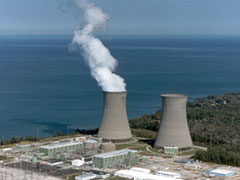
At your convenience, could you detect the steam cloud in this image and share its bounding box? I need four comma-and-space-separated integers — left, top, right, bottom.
69, 0, 126, 92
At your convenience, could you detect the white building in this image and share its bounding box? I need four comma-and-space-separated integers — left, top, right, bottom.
130, 167, 151, 174
48, 161, 63, 167
72, 159, 84, 167
209, 169, 235, 177
115, 170, 182, 180
75, 173, 110, 180
75, 173, 96, 180
156, 171, 181, 179
0, 148, 13, 153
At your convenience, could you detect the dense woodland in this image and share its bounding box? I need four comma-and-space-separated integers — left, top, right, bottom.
129, 92, 240, 166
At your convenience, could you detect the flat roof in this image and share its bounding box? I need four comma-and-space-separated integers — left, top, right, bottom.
210, 169, 235, 175
94, 149, 137, 158
40, 141, 83, 150
131, 167, 151, 173
1, 148, 13, 151
16, 144, 31, 147
115, 170, 181, 180
184, 163, 201, 167
157, 171, 181, 176
76, 173, 96, 178
84, 139, 98, 143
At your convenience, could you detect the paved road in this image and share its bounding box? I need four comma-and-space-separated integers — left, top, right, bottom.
193, 145, 208, 151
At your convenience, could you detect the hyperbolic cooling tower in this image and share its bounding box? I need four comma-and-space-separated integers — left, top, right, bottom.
97, 91, 132, 143
154, 94, 193, 151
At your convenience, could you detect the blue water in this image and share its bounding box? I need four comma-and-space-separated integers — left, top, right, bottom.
0, 35, 239, 138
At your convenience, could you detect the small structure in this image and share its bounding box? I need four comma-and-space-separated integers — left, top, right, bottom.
174, 158, 194, 164
151, 165, 169, 171
72, 159, 84, 167
75, 173, 96, 180
29, 156, 38, 163
209, 169, 235, 177
48, 159, 63, 167
164, 146, 179, 155
93, 149, 138, 169
83, 140, 99, 149
75, 136, 87, 141
184, 163, 201, 170
156, 171, 181, 179
90, 137, 103, 144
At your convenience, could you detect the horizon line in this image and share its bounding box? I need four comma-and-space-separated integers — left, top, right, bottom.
1, 33, 240, 37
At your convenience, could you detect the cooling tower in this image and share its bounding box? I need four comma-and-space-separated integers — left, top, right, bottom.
97, 91, 132, 143
154, 94, 193, 151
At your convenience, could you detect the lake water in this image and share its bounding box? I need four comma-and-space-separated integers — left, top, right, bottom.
0, 35, 239, 138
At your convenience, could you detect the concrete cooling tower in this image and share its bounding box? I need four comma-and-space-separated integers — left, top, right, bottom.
154, 94, 193, 151
97, 91, 132, 143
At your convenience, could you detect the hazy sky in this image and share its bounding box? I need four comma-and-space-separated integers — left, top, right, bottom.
0, 0, 240, 35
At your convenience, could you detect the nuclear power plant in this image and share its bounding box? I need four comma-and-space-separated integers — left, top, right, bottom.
97, 91, 132, 143
154, 94, 193, 151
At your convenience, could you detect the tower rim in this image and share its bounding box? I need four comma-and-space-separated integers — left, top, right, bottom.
161, 94, 187, 98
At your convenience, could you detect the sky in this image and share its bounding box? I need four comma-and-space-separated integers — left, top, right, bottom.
0, 0, 240, 35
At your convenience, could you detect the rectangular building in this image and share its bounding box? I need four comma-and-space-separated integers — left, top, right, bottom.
164, 146, 179, 155
93, 149, 138, 168
40, 141, 83, 156
115, 170, 182, 180
209, 169, 235, 177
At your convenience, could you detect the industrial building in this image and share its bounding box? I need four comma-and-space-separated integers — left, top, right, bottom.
15, 144, 32, 151
183, 163, 201, 170
75, 173, 96, 180
83, 140, 99, 149
97, 91, 132, 143
75, 173, 110, 180
130, 167, 151, 174
92, 149, 138, 168
209, 169, 236, 177
154, 94, 193, 151
156, 171, 181, 179
72, 159, 84, 167
40, 141, 83, 156
114, 169, 182, 180
90, 137, 102, 144
164, 146, 179, 155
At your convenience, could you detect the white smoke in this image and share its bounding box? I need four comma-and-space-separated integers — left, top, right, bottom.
69, 0, 126, 92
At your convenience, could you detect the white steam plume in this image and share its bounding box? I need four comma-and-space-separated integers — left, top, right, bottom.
70, 0, 126, 92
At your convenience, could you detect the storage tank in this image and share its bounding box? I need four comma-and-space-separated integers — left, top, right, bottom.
100, 142, 116, 153
97, 91, 132, 143
83, 140, 99, 149
154, 94, 193, 151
